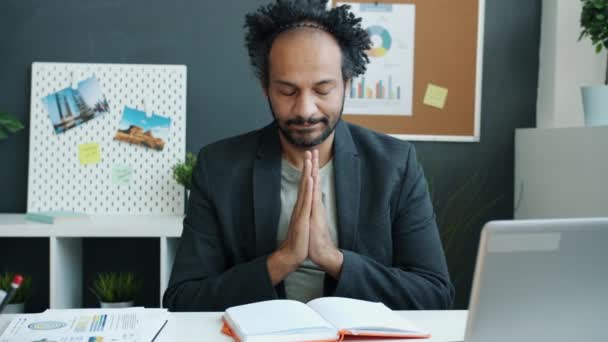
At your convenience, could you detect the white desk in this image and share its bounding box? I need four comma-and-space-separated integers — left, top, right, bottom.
0, 310, 467, 341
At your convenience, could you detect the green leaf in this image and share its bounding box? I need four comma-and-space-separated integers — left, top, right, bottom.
90, 272, 142, 303
171, 152, 198, 190
597, 42, 604, 53
592, 0, 605, 7
0, 112, 24, 133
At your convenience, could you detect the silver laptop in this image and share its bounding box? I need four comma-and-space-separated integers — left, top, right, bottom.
464, 218, 608, 342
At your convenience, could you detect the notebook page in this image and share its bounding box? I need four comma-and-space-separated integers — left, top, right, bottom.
225, 300, 335, 336
307, 297, 424, 333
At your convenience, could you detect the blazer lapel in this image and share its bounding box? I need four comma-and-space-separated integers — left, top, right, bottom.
253, 123, 282, 257
333, 120, 361, 251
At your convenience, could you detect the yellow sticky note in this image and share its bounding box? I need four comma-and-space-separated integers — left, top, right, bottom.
423, 84, 449, 109
79, 143, 101, 165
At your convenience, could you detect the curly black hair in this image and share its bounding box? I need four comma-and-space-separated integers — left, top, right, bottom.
244, 0, 371, 87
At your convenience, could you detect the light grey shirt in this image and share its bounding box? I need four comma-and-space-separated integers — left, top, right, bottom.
277, 158, 339, 303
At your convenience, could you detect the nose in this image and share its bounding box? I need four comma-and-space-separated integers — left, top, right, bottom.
293, 92, 318, 119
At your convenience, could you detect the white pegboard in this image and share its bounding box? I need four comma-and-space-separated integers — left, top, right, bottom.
27, 62, 187, 215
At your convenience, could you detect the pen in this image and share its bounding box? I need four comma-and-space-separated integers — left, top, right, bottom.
0, 275, 23, 313
151, 320, 168, 342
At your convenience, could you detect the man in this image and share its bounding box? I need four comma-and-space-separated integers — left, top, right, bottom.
163, 0, 454, 311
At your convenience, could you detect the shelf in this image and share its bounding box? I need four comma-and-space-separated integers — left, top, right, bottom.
0, 238, 50, 313
0, 214, 183, 310
516, 125, 608, 135
0, 214, 183, 237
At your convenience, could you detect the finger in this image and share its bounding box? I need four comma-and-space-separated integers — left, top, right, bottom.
295, 158, 312, 217
311, 150, 322, 209
304, 151, 312, 177
298, 152, 312, 195
294, 153, 312, 215
312, 149, 319, 178
309, 150, 318, 208
298, 153, 311, 191
313, 164, 322, 209
300, 175, 314, 220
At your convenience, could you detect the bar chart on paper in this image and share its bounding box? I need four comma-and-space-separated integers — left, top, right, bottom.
341, 3, 415, 116
349, 75, 402, 100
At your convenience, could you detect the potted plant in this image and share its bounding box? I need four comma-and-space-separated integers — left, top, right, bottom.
0, 111, 24, 140
171, 152, 197, 202
0, 272, 32, 313
579, 0, 608, 126
90, 272, 142, 308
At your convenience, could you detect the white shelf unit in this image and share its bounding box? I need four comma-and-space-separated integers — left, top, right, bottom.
514, 126, 608, 219
0, 214, 182, 309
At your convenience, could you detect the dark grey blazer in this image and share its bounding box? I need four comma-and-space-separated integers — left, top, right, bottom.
163, 120, 454, 311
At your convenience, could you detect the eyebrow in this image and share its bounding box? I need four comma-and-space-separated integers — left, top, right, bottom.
272, 79, 337, 88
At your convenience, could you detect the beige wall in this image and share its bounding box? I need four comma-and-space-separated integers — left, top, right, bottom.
537, 0, 607, 128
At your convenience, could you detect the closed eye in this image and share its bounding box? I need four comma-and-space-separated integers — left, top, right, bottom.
315, 86, 334, 96
280, 90, 297, 96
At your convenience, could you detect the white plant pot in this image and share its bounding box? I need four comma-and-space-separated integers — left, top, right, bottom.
99, 300, 134, 308
3, 302, 25, 313
581, 85, 608, 126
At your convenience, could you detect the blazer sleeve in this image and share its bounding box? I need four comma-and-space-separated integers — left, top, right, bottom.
327, 145, 455, 310
162, 149, 278, 312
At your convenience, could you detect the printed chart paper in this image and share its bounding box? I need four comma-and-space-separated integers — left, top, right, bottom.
340, 2, 416, 116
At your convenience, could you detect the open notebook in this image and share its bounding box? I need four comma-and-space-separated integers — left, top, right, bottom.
221, 297, 430, 342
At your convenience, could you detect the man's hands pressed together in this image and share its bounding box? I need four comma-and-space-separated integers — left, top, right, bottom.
267, 150, 343, 285
267, 151, 313, 284
308, 150, 343, 278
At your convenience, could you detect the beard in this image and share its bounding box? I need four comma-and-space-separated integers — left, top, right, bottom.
268, 91, 346, 149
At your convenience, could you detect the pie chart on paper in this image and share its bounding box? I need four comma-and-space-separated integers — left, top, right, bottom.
366, 25, 392, 58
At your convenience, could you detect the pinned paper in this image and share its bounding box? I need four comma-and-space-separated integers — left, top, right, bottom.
42, 76, 110, 135
78, 143, 101, 165
114, 106, 171, 151
423, 84, 448, 109
111, 164, 133, 186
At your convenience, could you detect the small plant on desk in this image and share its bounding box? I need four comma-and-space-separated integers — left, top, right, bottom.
0, 272, 32, 313
90, 272, 142, 308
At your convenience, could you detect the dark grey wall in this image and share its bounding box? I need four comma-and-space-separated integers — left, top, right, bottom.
0, 0, 540, 310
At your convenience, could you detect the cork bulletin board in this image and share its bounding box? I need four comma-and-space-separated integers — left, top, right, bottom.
333, 0, 485, 142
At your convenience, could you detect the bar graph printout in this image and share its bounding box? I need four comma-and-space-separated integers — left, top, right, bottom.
0, 308, 164, 342
340, 2, 416, 116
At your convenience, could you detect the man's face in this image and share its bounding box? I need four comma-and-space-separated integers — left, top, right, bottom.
266, 28, 347, 149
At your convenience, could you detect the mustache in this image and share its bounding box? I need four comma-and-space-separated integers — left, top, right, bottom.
286, 116, 329, 126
